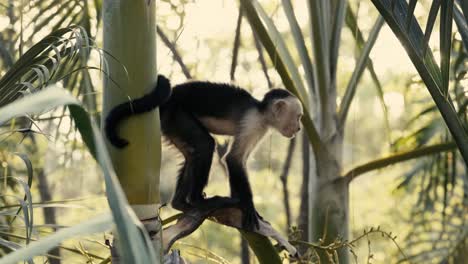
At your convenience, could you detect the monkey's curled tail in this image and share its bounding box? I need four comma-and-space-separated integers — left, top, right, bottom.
105, 75, 171, 148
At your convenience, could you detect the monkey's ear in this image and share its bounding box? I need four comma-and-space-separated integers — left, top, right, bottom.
273, 99, 287, 118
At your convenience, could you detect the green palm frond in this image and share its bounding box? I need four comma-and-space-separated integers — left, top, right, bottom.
392, 34, 468, 262
370, 0, 468, 165
398, 175, 467, 263
0, 27, 92, 106
0, 1, 102, 117
0, 86, 158, 263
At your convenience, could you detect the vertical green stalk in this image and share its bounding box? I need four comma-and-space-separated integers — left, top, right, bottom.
102, 0, 161, 225
307, 0, 331, 130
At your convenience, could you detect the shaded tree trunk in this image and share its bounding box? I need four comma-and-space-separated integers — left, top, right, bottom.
279, 137, 296, 230
297, 132, 310, 255
311, 127, 348, 263
37, 169, 60, 264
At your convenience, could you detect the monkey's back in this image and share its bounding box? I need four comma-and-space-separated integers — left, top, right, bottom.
164, 81, 260, 120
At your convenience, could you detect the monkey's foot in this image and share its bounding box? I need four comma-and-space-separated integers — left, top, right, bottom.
240, 205, 260, 231
162, 206, 298, 258
190, 196, 239, 211
171, 200, 193, 212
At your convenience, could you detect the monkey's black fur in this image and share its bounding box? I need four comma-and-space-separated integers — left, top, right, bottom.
105, 75, 171, 148
105, 75, 295, 230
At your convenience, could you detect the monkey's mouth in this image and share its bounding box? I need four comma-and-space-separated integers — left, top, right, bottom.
282, 130, 297, 138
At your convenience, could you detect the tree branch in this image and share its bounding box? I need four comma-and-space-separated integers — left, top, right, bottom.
162, 206, 298, 258
279, 137, 296, 229
345, 5, 391, 143
338, 16, 384, 127
253, 32, 273, 88
230, 7, 243, 81
343, 142, 457, 183
156, 25, 192, 79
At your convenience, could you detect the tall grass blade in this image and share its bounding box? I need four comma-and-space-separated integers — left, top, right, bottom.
0, 213, 113, 264
9, 154, 33, 227
440, 0, 454, 97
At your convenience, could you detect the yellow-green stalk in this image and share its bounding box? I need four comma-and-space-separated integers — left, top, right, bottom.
102, 0, 161, 242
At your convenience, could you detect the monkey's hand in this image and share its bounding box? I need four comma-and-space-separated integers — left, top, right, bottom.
240, 201, 260, 231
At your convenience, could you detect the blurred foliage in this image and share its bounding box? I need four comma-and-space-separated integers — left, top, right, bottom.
392, 36, 468, 263
0, 0, 467, 263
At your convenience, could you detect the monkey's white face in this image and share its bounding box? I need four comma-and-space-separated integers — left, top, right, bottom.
272, 97, 303, 138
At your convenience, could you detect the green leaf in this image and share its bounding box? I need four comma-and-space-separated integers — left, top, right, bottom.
371, 0, 468, 166
0, 26, 92, 107
0, 213, 113, 264
0, 86, 157, 263
0, 177, 33, 245
454, 5, 468, 51
456, 0, 468, 23
10, 153, 34, 242
240, 231, 282, 264
406, 0, 418, 31
440, 0, 454, 96
422, 0, 441, 56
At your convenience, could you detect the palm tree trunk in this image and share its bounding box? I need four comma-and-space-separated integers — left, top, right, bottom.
311, 129, 348, 263
102, 0, 162, 259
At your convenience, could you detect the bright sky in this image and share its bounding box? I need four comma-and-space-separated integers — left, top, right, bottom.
156, 0, 416, 112
159, 0, 416, 77
0, 0, 426, 110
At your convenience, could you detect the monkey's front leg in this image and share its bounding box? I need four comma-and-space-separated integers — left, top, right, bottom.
225, 155, 260, 231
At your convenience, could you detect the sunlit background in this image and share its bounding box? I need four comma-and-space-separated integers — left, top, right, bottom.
0, 0, 467, 263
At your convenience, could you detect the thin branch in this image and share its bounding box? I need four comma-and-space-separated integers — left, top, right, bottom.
343, 142, 457, 183
279, 137, 296, 229
253, 32, 273, 88
345, 5, 391, 143
162, 206, 298, 257
338, 16, 385, 127
156, 25, 192, 79
230, 7, 243, 81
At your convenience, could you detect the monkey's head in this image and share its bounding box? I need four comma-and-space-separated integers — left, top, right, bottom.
263, 89, 303, 138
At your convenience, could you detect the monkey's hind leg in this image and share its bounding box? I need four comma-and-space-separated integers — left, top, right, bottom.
171, 163, 192, 211
162, 107, 217, 211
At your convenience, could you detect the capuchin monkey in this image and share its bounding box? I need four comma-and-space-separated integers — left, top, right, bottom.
105, 75, 303, 230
